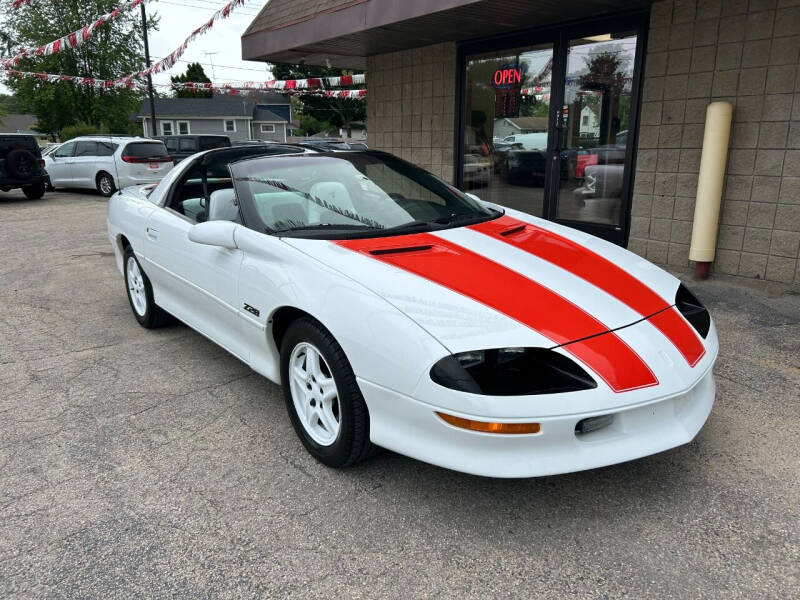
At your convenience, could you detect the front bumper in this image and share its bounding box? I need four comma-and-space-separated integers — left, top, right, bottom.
359, 364, 716, 478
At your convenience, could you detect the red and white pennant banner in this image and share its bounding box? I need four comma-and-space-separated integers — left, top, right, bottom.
3, 0, 145, 69
1, 0, 245, 87
0, 69, 145, 89
127, 0, 245, 82
183, 85, 367, 99
172, 73, 366, 92
1, 69, 367, 98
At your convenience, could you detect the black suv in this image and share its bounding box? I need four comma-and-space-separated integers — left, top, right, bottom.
155, 134, 231, 164
0, 134, 47, 199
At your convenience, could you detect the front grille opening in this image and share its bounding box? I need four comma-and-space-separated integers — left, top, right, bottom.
575, 414, 614, 435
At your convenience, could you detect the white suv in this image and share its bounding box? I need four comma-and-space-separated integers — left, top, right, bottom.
44, 136, 173, 197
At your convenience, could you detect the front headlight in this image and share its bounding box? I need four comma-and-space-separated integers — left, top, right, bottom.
675, 284, 710, 338
430, 348, 597, 396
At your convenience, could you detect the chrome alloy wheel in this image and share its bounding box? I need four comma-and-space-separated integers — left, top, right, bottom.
99, 175, 113, 195
289, 342, 341, 446
126, 256, 147, 316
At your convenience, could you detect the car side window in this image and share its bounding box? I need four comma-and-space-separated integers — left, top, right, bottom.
164, 137, 178, 153
179, 138, 197, 152
96, 142, 117, 157
53, 141, 76, 158
75, 141, 98, 157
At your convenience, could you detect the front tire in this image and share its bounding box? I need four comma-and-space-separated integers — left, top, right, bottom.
22, 181, 45, 199
97, 172, 116, 197
123, 246, 171, 328
280, 317, 373, 468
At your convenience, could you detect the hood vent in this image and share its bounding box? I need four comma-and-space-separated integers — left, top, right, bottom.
500, 224, 527, 236
369, 245, 433, 256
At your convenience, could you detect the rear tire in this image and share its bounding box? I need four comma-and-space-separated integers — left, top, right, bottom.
280, 317, 373, 468
22, 181, 45, 199
123, 245, 172, 328
97, 172, 116, 197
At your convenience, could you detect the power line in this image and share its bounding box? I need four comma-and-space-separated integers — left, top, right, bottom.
152, 56, 270, 74
156, 1, 259, 16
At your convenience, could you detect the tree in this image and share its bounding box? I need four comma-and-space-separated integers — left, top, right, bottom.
0, 93, 27, 114
271, 63, 365, 138
1, 0, 158, 139
171, 62, 212, 98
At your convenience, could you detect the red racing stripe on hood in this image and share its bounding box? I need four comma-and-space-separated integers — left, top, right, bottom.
470, 216, 705, 367
336, 234, 657, 393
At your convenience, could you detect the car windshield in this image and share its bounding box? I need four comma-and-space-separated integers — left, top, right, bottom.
231, 152, 500, 239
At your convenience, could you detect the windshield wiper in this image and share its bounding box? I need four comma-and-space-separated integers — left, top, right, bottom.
382, 210, 498, 234
270, 223, 376, 234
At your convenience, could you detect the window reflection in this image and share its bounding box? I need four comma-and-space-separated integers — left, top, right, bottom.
556, 34, 637, 225
463, 44, 554, 216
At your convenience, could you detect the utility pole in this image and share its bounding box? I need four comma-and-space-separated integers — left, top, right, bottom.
140, 1, 157, 137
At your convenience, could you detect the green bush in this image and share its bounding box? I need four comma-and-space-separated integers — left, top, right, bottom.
59, 123, 105, 142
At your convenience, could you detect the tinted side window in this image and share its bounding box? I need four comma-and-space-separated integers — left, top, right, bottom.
164, 137, 178, 152
199, 137, 229, 150
75, 141, 98, 156
0, 136, 38, 152
179, 138, 197, 152
96, 142, 117, 156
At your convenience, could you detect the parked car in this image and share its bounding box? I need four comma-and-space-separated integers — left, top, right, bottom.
156, 134, 231, 164
41, 143, 62, 190
44, 136, 173, 196
463, 153, 491, 188
107, 147, 717, 478
296, 139, 368, 151
0, 134, 47, 199
41, 143, 62, 157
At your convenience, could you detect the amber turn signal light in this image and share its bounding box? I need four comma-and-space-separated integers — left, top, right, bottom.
436, 412, 541, 434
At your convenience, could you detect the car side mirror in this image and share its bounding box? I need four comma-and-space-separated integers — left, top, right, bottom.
188, 220, 238, 249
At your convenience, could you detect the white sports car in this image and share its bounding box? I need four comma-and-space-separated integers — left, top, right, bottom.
107, 146, 718, 478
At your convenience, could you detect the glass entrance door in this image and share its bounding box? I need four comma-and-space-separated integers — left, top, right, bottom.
549, 32, 640, 243
459, 20, 645, 246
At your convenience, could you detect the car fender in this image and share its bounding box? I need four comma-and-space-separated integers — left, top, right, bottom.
107, 188, 158, 275
234, 226, 448, 395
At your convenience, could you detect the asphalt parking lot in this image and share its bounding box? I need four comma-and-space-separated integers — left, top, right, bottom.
1, 188, 798, 598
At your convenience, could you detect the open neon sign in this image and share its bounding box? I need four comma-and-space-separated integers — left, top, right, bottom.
492, 64, 524, 89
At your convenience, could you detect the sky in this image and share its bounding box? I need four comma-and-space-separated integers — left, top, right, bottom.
1, 0, 273, 95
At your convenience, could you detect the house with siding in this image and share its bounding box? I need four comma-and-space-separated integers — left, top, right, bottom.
137, 93, 292, 142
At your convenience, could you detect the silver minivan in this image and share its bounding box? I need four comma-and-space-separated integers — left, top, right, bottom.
44, 136, 173, 197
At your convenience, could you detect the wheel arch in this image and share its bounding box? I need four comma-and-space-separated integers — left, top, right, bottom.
96, 169, 115, 183
269, 305, 317, 355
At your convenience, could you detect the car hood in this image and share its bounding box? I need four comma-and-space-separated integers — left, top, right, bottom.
283, 209, 684, 357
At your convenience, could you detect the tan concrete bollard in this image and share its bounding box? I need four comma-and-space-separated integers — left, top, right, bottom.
689, 101, 733, 279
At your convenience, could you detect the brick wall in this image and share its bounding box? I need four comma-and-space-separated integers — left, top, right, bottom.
366, 42, 457, 183
631, 0, 800, 284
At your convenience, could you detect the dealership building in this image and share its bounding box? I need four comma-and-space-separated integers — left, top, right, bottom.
243, 0, 800, 285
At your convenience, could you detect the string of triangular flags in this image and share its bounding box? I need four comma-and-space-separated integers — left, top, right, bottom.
2, 0, 146, 69
0, 0, 246, 87
0, 69, 367, 98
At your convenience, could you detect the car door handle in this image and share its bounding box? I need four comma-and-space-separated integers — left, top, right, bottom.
146, 226, 158, 240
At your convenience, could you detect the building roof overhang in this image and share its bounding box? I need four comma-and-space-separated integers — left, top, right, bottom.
242, 0, 651, 68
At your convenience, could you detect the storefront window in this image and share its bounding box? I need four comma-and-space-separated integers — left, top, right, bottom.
555, 34, 638, 225
463, 43, 554, 216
